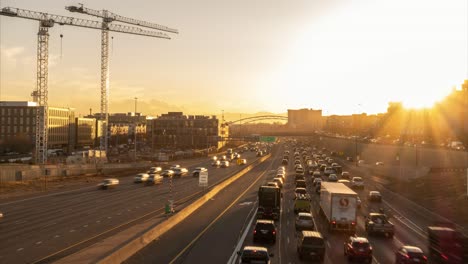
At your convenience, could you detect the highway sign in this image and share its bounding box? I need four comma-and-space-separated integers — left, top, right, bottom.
199, 171, 208, 187
260, 136, 276, 142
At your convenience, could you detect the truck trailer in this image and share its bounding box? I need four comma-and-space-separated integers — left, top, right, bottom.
257, 185, 281, 221
319, 182, 358, 232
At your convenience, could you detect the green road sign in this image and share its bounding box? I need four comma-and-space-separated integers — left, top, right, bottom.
260, 136, 276, 142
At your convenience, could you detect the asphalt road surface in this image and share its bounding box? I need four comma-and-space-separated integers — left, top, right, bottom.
0, 151, 259, 264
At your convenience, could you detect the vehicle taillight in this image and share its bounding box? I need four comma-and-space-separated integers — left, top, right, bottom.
351, 221, 356, 226
253, 230, 256, 235
422, 255, 427, 260
441, 254, 448, 260
331, 221, 336, 225
272, 230, 276, 235
404, 254, 410, 259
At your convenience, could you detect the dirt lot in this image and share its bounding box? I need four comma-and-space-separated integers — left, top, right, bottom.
385, 170, 468, 231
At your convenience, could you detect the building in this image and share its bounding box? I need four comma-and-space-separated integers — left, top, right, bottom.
0, 101, 76, 153
287, 108, 323, 131
75, 117, 96, 148
150, 112, 225, 150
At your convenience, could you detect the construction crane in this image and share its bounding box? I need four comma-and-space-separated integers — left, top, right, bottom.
66, 4, 178, 156
0, 6, 173, 164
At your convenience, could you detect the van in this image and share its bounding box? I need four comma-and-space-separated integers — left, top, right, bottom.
297, 231, 326, 261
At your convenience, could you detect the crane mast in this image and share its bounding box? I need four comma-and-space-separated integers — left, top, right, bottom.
0, 6, 176, 164
66, 4, 178, 155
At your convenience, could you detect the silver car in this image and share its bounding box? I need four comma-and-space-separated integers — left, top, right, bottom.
134, 173, 150, 183
295, 212, 315, 231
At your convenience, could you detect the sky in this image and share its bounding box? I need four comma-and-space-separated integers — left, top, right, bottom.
0, 0, 466, 117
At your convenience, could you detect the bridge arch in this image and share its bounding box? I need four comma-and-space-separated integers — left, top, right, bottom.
224, 115, 288, 126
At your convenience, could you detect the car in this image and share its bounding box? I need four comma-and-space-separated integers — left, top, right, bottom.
276, 173, 285, 181
161, 170, 174, 177
313, 178, 322, 186
328, 174, 338, 182
98, 178, 119, 189
346, 157, 354, 162
295, 187, 308, 196
344, 236, 373, 263
266, 182, 280, 189
0, 211, 3, 219
148, 166, 162, 174
173, 167, 188, 177
273, 177, 283, 189
358, 160, 366, 165
192, 167, 207, 177
313, 171, 321, 178
296, 179, 307, 188
395, 246, 427, 264
295, 212, 315, 231
324, 167, 335, 176
375, 161, 384, 166
351, 177, 364, 189
211, 160, 221, 167
297, 231, 326, 261
220, 160, 230, 168
169, 164, 180, 170
253, 219, 277, 244
134, 173, 150, 183
368, 191, 382, 202
145, 174, 163, 185
282, 159, 288, 165
341, 171, 351, 179
238, 246, 272, 264
239, 158, 247, 165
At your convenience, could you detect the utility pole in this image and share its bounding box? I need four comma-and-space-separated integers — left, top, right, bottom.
134, 97, 137, 162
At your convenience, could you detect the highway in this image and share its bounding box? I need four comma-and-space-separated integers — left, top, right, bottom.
0, 151, 260, 263
122, 141, 453, 264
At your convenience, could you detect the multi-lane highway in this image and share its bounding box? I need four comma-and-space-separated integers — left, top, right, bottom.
122, 141, 460, 264
0, 151, 261, 263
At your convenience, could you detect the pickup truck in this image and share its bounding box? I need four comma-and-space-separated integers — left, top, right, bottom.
365, 213, 394, 238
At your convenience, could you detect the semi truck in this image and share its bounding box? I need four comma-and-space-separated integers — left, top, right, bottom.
427, 226, 468, 264
319, 182, 358, 232
257, 185, 281, 221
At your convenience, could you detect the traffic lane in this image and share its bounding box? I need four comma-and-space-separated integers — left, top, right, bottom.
124, 154, 277, 264
0, 156, 260, 263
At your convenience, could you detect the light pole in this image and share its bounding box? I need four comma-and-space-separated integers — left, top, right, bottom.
134, 97, 137, 162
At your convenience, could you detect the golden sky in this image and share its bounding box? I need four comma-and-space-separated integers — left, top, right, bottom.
0, 0, 466, 116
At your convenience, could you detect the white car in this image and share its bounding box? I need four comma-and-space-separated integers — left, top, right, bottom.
375, 161, 384, 166
351, 177, 364, 189
134, 173, 150, 183
295, 212, 315, 231
148, 167, 162, 174
220, 160, 230, 168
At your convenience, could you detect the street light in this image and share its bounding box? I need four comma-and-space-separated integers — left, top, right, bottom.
134, 97, 137, 162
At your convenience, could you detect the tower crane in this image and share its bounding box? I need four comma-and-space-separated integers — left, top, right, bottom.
66, 4, 178, 155
0, 6, 174, 164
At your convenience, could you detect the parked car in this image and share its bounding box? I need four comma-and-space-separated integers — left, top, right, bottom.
344, 236, 373, 263
134, 173, 150, 183
295, 212, 315, 231
395, 246, 427, 264
253, 219, 277, 244
98, 178, 119, 189
367, 191, 382, 202
238, 246, 272, 264
297, 231, 326, 261
192, 167, 207, 177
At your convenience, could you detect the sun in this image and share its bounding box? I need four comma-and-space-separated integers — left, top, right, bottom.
402, 97, 438, 109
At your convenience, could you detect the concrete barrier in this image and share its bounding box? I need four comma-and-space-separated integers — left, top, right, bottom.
55, 154, 271, 264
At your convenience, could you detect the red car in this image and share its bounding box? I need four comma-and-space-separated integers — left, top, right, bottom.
344, 236, 373, 263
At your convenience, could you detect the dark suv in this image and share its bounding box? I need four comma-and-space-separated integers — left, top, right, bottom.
238, 246, 272, 264
344, 236, 373, 263
253, 219, 277, 244
297, 231, 326, 262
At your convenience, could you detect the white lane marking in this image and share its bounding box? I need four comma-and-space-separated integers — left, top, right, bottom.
16, 248, 24, 252
239, 202, 253, 206
287, 236, 290, 244
383, 200, 426, 238
227, 208, 257, 264
287, 220, 289, 226
326, 241, 331, 249
96, 220, 101, 223
69, 229, 75, 233
373, 256, 381, 264
35, 241, 42, 245
54, 235, 60, 238
107, 216, 112, 219
83, 225, 88, 228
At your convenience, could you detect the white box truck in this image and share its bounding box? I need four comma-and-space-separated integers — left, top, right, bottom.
319, 182, 358, 232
